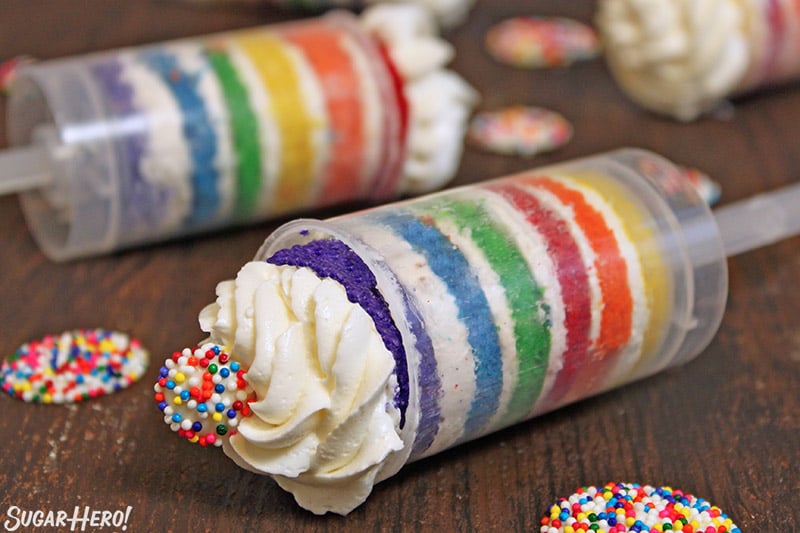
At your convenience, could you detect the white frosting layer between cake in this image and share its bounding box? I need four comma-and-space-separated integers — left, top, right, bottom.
120, 42, 238, 228
118, 50, 192, 231
198, 261, 404, 515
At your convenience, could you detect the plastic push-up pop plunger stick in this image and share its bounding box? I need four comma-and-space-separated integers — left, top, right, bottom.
154, 148, 800, 515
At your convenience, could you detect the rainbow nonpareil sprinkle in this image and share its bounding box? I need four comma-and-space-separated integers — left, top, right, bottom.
468, 106, 573, 157
485, 16, 600, 69
154, 343, 255, 447
540, 482, 741, 533
0, 329, 149, 404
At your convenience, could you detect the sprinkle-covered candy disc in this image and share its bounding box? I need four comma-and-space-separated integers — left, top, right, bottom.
485, 16, 600, 69
0, 55, 34, 94
540, 482, 741, 533
154, 343, 255, 447
468, 106, 572, 157
0, 328, 149, 404
679, 167, 721, 206
634, 153, 722, 207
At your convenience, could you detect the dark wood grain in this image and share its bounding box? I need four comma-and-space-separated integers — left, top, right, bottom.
1, 1, 798, 531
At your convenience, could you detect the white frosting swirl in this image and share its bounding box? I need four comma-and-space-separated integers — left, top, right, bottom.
378, 0, 475, 28
198, 261, 404, 515
362, 3, 479, 193
597, 0, 751, 121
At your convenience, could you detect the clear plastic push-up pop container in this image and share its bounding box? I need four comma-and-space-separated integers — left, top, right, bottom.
0, 4, 476, 260
174, 0, 476, 29
153, 147, 800, 515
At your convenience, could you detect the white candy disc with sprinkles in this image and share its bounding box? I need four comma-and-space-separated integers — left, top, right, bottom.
468, 106, 573, 157
540, 482, 741, 533
680, 167, 722, 206
485, 16, 600, 69
0, 328, 149, 404
632, 151, 722, 207
154, 342, 255, 447
0, 55, 35, 94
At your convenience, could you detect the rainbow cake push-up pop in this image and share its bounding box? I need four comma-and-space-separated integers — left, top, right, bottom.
176, 0, 475, 29
0, 4, 476, 260
598, 0, 800, 120
155, 147, 800, 515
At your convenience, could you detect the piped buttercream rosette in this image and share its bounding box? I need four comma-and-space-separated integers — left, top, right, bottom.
597, 0, 800, 121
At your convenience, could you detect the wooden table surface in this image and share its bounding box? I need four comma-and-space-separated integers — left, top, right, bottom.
1, 1, 798, 531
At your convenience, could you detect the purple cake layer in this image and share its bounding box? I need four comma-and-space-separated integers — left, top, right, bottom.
267, 238, 412, 428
